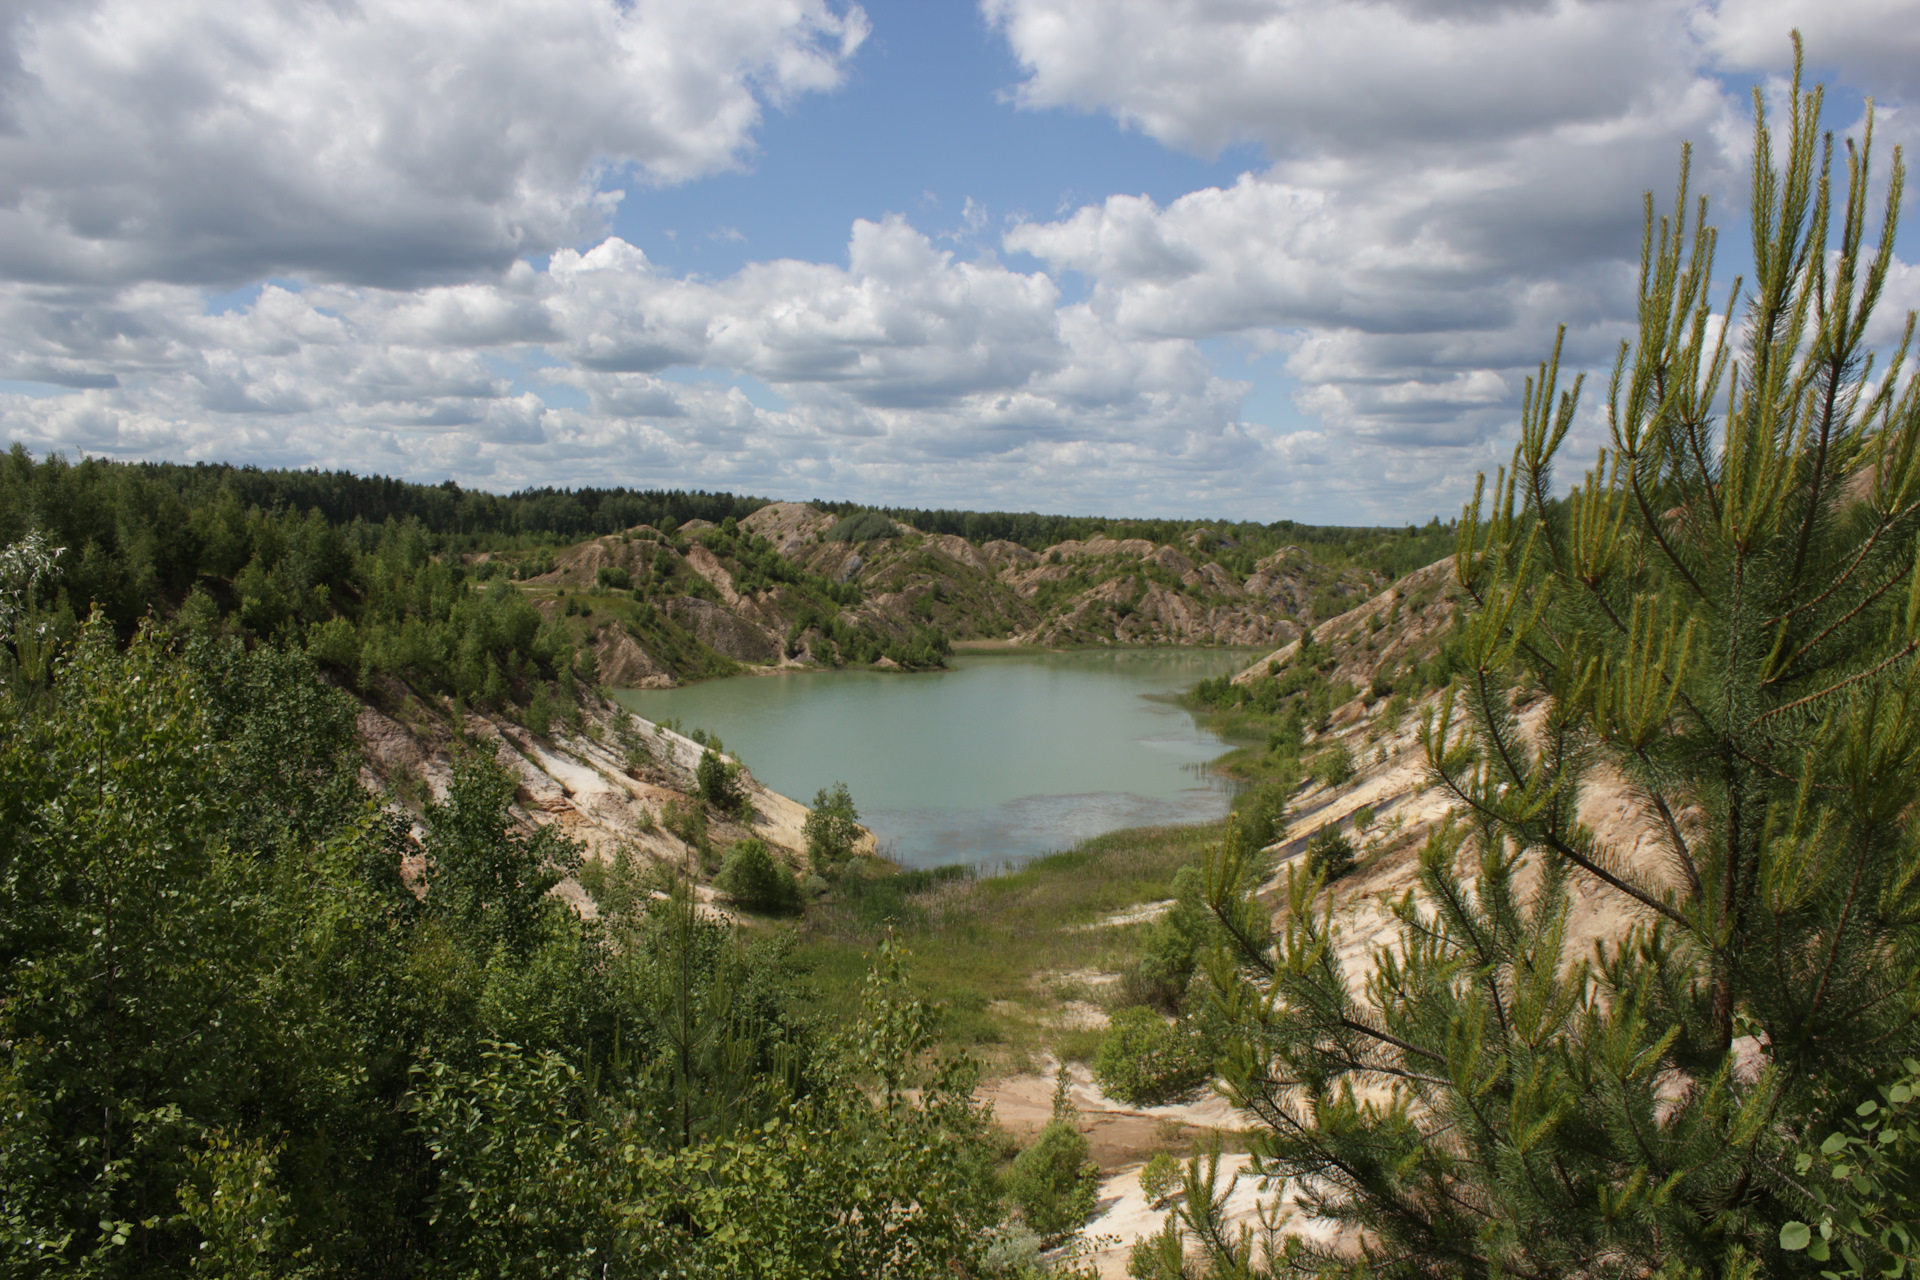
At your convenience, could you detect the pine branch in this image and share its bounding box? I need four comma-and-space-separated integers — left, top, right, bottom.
1751, 639, 1920, 727
1768, 551, 1916, 682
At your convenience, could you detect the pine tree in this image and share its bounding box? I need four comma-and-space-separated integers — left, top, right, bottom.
1181, 43, 1920, 1279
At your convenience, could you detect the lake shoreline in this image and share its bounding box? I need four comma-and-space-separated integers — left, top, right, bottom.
614, 648, 1259, 870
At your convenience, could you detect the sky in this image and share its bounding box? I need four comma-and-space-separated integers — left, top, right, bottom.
2, 0, 1918, 524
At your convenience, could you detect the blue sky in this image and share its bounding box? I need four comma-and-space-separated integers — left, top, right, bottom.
0, 0, 1915, 523
614, 0, 1256, 275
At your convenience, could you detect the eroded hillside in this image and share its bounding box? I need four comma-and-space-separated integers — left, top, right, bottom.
351, 675, 857, 911
496, 501, 1441, 686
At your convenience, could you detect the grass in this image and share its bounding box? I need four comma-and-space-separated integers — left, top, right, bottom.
787, 819, 1227, 1071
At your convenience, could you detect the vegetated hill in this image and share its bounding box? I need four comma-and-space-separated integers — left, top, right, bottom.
498, 500, 1456, 685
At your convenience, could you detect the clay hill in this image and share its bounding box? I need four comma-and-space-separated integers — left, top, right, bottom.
1047, 557, 1695, 1273
500, 502, 1413, 686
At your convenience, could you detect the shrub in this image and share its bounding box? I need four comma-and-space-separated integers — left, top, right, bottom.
713, 838, 799, 914
307, 615, 362, 675
662, 798, 708, 860
1352, 804, 1376, 833
1119, 866, 1211, 1015
1234, 779, 1290, 852
1304, 826, 1355, 882
1093, 1007, 1211, 1107
803, 781, 861, 873
1140, 1151, 1182, 1207
1310, 743, 1354, 786
595, 566, 632, 590
696, 749, 745, 816
1005, 1123, 1097, 1244
523, 684, 554, 738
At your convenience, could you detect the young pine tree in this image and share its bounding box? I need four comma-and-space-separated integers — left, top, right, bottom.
1182, 47, 1920, 1279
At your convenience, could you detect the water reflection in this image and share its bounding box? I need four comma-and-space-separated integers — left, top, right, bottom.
615, 648, 1255, 869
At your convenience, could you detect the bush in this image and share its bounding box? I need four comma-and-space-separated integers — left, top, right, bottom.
696, 749, 745, 816
1119, 866, 1211, 1015
595, 565, 632, 590
1140, 1151, 1182, 1206
1310, 743, 1354, 787
1235, 779, 1290, 852
662, 798, 708, 861
1305, 826, 1356, 882
803, 781, 861, 873
523, 684, 554, 738
714, 838, 799, 914
1005, 1119, 1097, 1244
1092, 1007, 1211, 1106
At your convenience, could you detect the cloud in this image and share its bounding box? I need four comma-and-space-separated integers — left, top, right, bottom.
5, 0, 1917, 523
989, 0, 1916, 465
1, 219, 1315, 515
1695, 0, 1920, 97
982, 0, 1702, 160
0, 0, 868, 288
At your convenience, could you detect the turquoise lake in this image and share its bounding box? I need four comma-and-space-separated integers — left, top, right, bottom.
613, 648, 1255, 869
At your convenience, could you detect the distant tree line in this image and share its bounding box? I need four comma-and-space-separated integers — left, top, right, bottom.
812, 498, 1458, 578
0, 446, 770, 555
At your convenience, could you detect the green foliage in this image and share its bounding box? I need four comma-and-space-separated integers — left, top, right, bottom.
173, 1132, 303, 1279
1781, 1061, 1920, 1274
1307, 742, 1353, 786
662, 797, 711, 864
522, 682, 554, 737
1005, 1075, 1098, 1244
1234, 779, 1290, 853
1302, 826, 1355, 881
1186, 59, 1920, 1278
422, 755, 583, 955
1119, 865, 1212, 1014
824, 511, 900, 543
1093, 1007, 1210, 1106
714, 838, 801, 914
803, 781, 862, 873
411, 931, 1005, 1278
1140, 1151, 1182, 1207
595, 565, 632, 590
0, 615, 1015, 1276
696, 747, 747, 817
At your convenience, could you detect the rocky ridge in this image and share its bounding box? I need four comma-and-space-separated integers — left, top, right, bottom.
504, 502, 1399, 685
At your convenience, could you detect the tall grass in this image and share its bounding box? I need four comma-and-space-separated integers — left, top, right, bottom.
792, 821, 1223, 1061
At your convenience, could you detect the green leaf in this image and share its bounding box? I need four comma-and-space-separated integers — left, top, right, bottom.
1859, 1100, 1880, 1116
1783, 1222, 1813, 1251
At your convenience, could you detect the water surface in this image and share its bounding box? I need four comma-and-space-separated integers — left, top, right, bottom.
614, 649, 1252, 869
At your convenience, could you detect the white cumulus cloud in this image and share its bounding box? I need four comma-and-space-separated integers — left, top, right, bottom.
0, 0, 868, 287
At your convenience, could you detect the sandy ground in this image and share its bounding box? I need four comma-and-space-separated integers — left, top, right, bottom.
977, 1059, 1337, 1277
